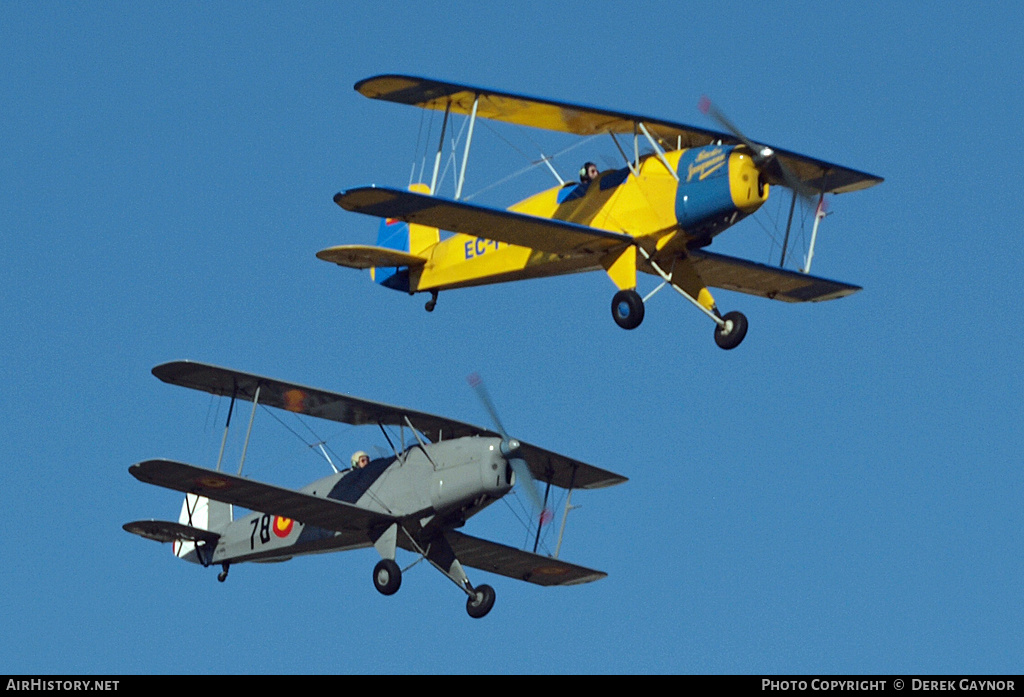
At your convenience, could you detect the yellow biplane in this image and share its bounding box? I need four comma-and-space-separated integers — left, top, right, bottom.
318, 75, 882, 349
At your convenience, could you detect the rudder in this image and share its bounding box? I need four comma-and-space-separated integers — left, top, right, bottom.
373, 182, 439, 291
174, 494, 231, 564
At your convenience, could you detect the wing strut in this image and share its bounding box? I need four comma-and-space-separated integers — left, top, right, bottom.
638, 122, 679, 181
609, 132, 639, 177
215, 383, 237, 472
429, 102, 451, 196
377, 420, 399, 460
802, 194, 827, 273
779, 188, 798, 268
554, 465, 579, 559
532, 478, 554, 554
237, 384, 261, 476
454, 94, 479, 200
404, 415, 440, 470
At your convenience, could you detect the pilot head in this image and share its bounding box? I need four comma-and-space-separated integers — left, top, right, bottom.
579, 162, 598, 184
351, 451, 370, 469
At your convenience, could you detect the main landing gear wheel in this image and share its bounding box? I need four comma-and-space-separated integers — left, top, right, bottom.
714, 311, 748, 350
373, 559, 402, 596
611, 289, 645, 330
466, 584, 496, 619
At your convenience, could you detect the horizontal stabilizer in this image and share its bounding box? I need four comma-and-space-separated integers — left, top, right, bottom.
429, 531, 607, 586
334, 187, 633, 257
122, 519, 220, 545
129, 459, 395, 534
687, 250, 861, 303
316, 244, 426, 269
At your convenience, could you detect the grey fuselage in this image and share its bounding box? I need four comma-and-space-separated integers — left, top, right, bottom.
189, 436, 514, 566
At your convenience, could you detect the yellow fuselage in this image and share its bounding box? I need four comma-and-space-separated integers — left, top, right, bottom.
409, 145, 767, 292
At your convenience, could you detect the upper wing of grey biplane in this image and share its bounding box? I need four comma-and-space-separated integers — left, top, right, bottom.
152, 361, 628, 490
154, 360, 487, 442
431, 531, 607, 586
355, 74, 883, 195
129, 459, 395, 533
333, 187, 634, 257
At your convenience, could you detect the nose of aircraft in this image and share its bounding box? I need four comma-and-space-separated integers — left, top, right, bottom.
728, 147, 770, 213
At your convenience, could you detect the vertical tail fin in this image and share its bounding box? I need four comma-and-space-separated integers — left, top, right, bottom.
375, 182, 440, 255
173, 494, 231, 563
373, 182, 439, 290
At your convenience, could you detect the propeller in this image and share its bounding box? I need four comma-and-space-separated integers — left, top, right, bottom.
467, 373, 549, 522
698, 95, 819, 203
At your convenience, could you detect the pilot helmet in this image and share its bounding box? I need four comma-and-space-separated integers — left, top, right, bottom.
351, 451, 370, 469
579, 162, 598, 182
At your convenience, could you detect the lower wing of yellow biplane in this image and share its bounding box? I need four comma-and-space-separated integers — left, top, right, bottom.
331, 186, 857, 300
687, 250, 861, 303
328, 187, 860, 349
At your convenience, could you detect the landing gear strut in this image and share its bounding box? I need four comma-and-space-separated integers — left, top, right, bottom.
425, 291, 438, 313
217, 563, 229, 583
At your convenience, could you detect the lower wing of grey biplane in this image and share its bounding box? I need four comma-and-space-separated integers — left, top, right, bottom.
127, 459, 605, 586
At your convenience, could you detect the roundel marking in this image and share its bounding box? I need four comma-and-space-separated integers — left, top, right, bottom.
196, 475, 230, 490
283, 389, 307, 413
273, 516, 294, 538
533, 565, 570, 576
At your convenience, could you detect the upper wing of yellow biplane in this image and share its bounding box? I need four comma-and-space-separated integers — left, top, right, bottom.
685, 250, 861, 303
355, 74, 883, 195
333, 186, 634, 257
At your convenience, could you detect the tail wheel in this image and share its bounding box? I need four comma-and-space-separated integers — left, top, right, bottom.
714, 311, 748, 350
373, 559, 402, 596
466, 584, 496, 619
611, 289, 645, 330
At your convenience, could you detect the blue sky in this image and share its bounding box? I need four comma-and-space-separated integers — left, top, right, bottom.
3, 2, 1022, 674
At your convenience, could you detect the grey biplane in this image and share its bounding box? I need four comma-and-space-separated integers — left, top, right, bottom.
124, 361, 627, 618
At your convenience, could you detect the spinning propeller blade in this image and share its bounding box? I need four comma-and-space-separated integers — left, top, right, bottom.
467, 373, 548, 520
698, 95, 819, 203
